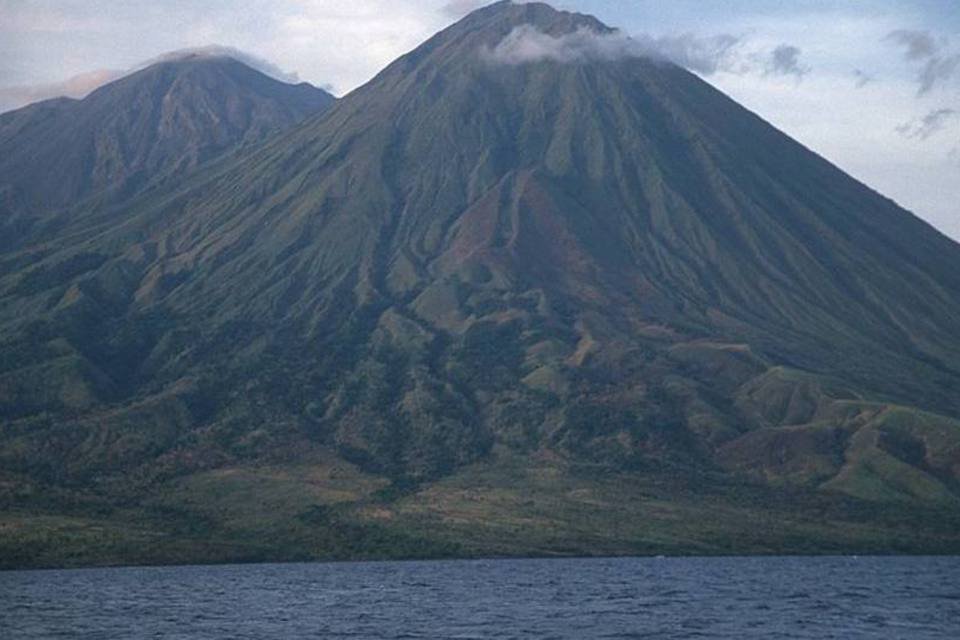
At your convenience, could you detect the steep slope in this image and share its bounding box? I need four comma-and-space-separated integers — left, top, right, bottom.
2, 1, 960, 566
0, 53, 334, 247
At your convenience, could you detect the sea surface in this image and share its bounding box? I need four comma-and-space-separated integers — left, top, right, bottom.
1, 556, 958, 639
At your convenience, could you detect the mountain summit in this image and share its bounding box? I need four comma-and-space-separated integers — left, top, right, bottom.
0, 54, 334, 247
2, 2, 960, 567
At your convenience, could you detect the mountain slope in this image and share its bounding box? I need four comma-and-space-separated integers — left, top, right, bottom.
0, 53, 334, 247
2, 1, 960, 567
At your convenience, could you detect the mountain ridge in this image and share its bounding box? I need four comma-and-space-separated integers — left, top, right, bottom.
0, 54, 334, 249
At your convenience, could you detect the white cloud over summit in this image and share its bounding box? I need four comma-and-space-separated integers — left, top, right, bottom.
483, 23, 807, 84
140, 46, 302, 84
484, 25, 644, 65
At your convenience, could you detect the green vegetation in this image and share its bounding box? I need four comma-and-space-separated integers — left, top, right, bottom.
3, 1, 960, 568
4, 450, 960, 569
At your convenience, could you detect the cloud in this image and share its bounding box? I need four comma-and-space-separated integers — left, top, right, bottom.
917, 54, 960, 95
483, 24, 815, 87
483, 25, 640, 65
634, 33, 744, 75
483, 25, 745, 74
0, 68, 125, 113
896, 108, 959, 140
265, 0, 446, 95
138, 46, 301, 84
0, 6, 124, 34
766, 45, 808, 79
853, 69, 874, 88
0, 46, 306, 114
884, 29, 959, 95
885, 29, 939, 60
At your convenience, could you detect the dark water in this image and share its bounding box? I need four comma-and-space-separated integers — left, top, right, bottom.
1, 556, 958, 639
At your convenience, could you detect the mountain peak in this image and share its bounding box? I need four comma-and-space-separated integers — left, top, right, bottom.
364, 1, 616, 86
134, 45, 303, 85
460, 1, 612, 35
0, 50, 334, 230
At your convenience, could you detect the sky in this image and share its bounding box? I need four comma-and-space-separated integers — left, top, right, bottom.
1, 0, 958, 241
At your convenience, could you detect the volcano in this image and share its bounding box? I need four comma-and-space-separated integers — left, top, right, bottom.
0, 53, 334, 248
2, 1, 960, 568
